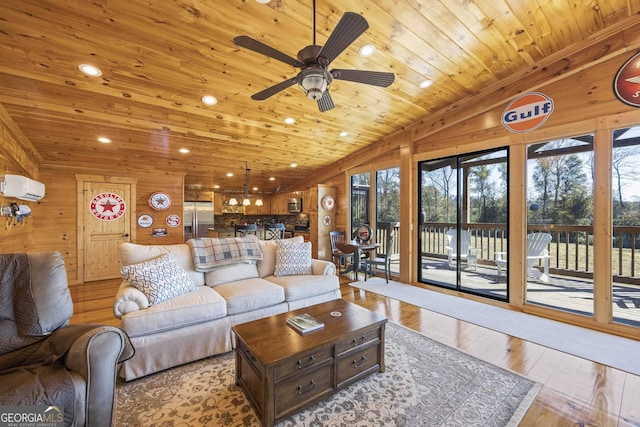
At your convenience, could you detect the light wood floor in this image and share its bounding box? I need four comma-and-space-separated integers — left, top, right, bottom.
70, 278, 640, 426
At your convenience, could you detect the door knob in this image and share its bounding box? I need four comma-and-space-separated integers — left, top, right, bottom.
122, 233, 130, 237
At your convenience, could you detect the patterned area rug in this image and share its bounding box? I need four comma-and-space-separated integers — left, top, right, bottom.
115, 322, 540, 426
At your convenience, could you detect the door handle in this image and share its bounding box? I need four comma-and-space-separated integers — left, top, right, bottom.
122, 233, 130, 237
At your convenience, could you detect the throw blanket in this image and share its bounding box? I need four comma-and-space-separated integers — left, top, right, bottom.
0, 253, 135, 426
188, 235, 263, 271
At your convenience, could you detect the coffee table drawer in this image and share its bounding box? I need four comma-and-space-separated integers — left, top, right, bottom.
336, 326, 382, 355
275, 364, 333, 417
337, 343, 380, 384
275, 346, 333, 381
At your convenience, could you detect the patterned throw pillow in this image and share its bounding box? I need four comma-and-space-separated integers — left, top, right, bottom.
120, 253, 197, 305
274, 240, 312, 277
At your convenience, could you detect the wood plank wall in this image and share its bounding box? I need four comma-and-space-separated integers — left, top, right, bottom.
23, 166, 184, 284
0, 154, 34, 252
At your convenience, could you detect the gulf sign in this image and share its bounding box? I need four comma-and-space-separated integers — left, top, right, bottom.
501, 92, 554, 133
613, 51, 640, 108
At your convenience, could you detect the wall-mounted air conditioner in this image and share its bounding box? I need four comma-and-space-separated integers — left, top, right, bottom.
1, 174, 46, 201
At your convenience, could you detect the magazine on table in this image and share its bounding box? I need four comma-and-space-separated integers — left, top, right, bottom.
286, 313, 324, 334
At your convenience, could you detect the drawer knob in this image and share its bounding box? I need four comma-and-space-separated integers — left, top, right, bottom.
296, 380, 317, 395
351, 335, 367, 347
353, 355, 368, 368
296, 355, 316, 370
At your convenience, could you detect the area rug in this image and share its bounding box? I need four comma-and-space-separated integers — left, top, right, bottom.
115, 322, 540, 426
351, 279, 640, 376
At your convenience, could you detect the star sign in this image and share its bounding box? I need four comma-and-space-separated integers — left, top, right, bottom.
100, 200, 117, 212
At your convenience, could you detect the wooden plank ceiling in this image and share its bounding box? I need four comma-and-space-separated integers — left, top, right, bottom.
0, 0, 637, 195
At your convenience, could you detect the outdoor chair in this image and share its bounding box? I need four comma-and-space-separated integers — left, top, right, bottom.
495, 232, 552, 281
445, 229, 478, 270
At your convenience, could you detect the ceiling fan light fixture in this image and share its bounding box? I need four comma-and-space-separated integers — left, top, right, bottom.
242, 198, 251, 206
298, 68, 328, 100
255, 198, 264, 206
229, 197, 238, 206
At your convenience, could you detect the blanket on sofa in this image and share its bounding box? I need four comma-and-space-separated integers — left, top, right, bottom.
187, 235, 262, 271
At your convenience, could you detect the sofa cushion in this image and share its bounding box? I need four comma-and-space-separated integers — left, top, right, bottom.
274, 240, 312, 276
213, 278, 285, 315
204, 261, 259, 286
257, 236, 303, 278
120, 253, 197, 306
120, 242, 204, 286
266, 274, 340, 302
120, 286, 227, 337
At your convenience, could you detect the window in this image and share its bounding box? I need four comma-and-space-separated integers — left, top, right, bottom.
611, 125, 640, 328
526, 135, 594, 316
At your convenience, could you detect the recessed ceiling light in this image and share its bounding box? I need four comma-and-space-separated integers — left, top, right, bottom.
339, 131, 349, 137
226, 172, 234, 177
252, 187, 258, 191
97, 136, 111, 143
290, 163, 298, 168
214, 185, 220, 189
419, 79, 433, 88
284, 117, 296, 124
179, 148, 190, 154
359, 45, 376, 57
201, 95, 217, 105
269, 177, 275, 181
256, 0, 271, 3
78, 64, 102, 77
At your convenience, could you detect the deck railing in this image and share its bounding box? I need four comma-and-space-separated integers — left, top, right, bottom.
418, 222, 640, 285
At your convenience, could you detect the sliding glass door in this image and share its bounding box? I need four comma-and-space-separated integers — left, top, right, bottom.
418, 148, 508, 301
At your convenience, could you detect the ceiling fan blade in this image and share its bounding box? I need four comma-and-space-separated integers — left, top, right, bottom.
331, 69, 395, 87
317, 91, 335, 112
251, 77, 297, 101
317, 12, 368, 64
233, 36, 304, 68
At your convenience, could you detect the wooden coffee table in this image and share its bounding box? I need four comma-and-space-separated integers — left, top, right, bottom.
232, 299, 387, 427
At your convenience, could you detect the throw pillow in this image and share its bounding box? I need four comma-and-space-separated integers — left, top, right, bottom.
257, 236, 304, 277
120, 253, 196, 306
274, 240, 312, 277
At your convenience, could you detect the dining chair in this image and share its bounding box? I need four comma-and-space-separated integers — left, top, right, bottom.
364, 231, 397, 283
330, 231, 355, 274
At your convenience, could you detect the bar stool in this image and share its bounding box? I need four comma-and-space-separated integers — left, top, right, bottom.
264, 223, 285, 240
235, 223, 258, 236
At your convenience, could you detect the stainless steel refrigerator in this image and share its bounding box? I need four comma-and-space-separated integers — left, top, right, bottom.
184, 201, 214, 241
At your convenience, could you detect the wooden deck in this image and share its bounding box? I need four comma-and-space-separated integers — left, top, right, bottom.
365, 257, 640, 328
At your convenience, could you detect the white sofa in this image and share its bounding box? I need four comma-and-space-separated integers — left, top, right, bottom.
113, 236, 340, 381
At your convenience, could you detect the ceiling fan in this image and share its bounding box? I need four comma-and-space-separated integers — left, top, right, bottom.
233, 0, 395, 112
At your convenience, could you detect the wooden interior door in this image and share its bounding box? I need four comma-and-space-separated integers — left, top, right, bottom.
81, 179, 132, 281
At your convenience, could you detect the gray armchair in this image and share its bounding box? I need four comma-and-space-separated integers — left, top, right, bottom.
0, 251, 133, 427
